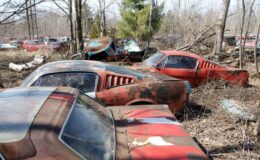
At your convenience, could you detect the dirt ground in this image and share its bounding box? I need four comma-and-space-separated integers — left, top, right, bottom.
0, 50, 260, 160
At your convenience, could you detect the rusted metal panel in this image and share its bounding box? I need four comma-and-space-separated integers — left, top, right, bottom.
109, 105, 208, 160
84, 36, 113, 55
22, 60, 189, 113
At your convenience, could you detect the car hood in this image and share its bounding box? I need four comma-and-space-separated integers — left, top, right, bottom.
109, 105, 207, 160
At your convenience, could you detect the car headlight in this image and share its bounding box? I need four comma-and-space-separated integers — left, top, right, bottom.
184, 81, 192, 94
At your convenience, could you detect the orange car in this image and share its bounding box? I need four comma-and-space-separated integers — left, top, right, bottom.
21, 60, 191, 113
133, 51, 249, 87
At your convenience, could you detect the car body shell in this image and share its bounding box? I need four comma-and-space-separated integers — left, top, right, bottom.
21, 60, 190, 113
133, 50, 249, 87
22, 40, 66, 52
0, 87, 208, 160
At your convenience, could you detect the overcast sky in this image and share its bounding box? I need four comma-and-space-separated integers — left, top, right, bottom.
39, 0, 260, 17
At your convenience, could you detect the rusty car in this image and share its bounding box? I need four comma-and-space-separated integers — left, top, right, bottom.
22, 39, 67, 52
72, 36, 144, 62
0, 87, 208, 160
21, 60, 191, 113
133, 50, 249, 87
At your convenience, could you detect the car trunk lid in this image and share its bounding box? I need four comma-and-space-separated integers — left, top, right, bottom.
109, 105, 208, 160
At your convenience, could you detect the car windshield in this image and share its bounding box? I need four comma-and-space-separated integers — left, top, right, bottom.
144, 52, 165, 66
60, 93, 115, 160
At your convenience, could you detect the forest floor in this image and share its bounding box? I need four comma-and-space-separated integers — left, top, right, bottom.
0, 50, 259, 160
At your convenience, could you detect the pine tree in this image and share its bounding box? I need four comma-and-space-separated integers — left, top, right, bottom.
118, 0, 164, 41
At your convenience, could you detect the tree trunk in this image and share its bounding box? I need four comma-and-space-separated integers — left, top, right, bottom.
75, 0, 83, 52
99, 0, 106, 37
239, 0, 246, 69
29, 0, 35, 39
25, 0, 31, 39
68, 0, 76, 53
242, 0, 255, 61
254, 23, 260, 74
215, 0, 230, 55
33, 0, 38, 38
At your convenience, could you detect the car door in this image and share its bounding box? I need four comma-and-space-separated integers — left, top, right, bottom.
156, 55, 199, 87
31, 72, 99, 98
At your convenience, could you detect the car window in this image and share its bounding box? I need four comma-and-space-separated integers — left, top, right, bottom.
144, 52, 165, 66
32, 72, 98, 93
164, 55, 198, 69
60, 93, 114, 160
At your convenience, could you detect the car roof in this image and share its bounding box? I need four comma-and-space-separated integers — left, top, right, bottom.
161, 50, 204, 60
21, 60, 147, 86
0, 87, 79, 159
33, 60, 109, 73
0, 87, 66, 143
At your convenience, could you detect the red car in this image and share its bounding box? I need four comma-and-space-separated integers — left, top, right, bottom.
21, 60, 191, 113
22, 40, 46, 52
133, 51, 249, 87
22, 40, 66, 52
0, 87, 208, 159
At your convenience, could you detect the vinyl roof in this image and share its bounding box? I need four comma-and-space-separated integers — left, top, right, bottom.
0, 87, 56, 143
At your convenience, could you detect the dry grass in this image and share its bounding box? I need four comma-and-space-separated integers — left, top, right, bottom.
181, 81, 260, 160
0, 50, 63, 87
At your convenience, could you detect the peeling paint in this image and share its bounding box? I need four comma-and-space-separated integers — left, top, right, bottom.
133, 136, 174, 146
127, 117, 181, 125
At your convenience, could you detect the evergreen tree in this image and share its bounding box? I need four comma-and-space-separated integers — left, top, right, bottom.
118, 0, 164, 41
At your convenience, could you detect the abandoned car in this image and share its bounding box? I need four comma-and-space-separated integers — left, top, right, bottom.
0, 87, 208, 160
133, 50, 249, 87
21, 60, 191, 113
73, 36, 144, 62
22, 39, 67, 52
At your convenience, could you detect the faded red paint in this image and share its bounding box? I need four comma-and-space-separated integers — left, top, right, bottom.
0, 87, 208, 160
131, 146, 208, 160
109, 105, 208, 160
22, 60, 190, 113
133, 50, 249, 87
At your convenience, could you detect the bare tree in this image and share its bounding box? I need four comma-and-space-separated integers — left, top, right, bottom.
33, 0, 39, 38
215, 0, 230, 55
254, 23, 260, 74
29, 0, 35, 38
239, 0, 246, 69
25, 0, 32, 39
75, 0, 83, 52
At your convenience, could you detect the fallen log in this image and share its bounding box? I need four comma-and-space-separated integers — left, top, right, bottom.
9, 55, 45, 72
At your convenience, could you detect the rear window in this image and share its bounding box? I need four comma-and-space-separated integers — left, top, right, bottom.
32, 72, 98, 93
60, 93, 115, 160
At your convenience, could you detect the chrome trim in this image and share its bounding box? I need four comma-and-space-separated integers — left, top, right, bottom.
108, 110, 116, 160
184, 81, 192, 94
0, 153, 5, 160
